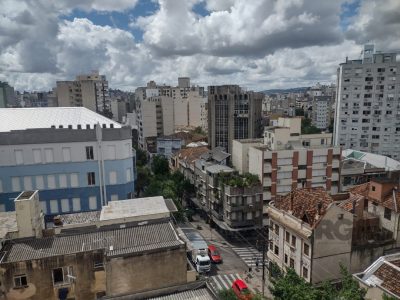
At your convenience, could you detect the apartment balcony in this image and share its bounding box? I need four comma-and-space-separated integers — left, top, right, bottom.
263, 191, 271, 201
332, 160, 340, 169
263, 177, 272, 187
332, 172, 339, 181
264, 163, 272, 173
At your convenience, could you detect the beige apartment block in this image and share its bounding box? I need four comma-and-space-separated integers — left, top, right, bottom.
232, 117, 341, 204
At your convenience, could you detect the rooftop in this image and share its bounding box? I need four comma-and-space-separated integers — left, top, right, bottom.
205, 164, 234, 174
200, 146, 230, 163
0, 107, 121, 132
1, 221, 183, 263
148, 287, 214, 300
355, 252, 400, 299
0, 212, 17, 240
273, 187, 334, 227
342, 149, 400, 171
175, 146, 209, 165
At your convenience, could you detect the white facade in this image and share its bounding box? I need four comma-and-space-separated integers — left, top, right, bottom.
334, 45, 400, 159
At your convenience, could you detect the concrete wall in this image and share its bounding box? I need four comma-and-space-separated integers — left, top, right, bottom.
106, 247, 187, 297
248, 147, 264, 181
231, 139, 263, 174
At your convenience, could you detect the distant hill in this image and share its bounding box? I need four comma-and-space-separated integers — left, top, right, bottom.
260, 87, 310, 95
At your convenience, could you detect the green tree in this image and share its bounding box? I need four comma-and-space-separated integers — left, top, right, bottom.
218, 289, 237, 300
382, 294, 397, 300
151, 155, 170, 176
269, 268, 320, 300
135, 166, 151, 196
301, 118, 322, 134
337, 264, 366, 300
135, 147, 148, 167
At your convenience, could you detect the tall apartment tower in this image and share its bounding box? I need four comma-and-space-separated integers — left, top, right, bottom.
208, 85, 263, 153
56, 71, 111, 114
0, 81, 15, 108
334, 45, 400, 159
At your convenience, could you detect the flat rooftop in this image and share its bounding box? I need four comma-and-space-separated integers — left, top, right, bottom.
0, 107, 121, 132
0, 212, 17, 240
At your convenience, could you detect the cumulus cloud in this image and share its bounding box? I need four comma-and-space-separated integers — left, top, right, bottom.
0, 0, 388, 91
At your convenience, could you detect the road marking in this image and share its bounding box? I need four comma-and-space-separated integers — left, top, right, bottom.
209, 273, 242, 292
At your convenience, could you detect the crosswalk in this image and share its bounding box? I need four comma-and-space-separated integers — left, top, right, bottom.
232, 246, 265, 268
208, 273, 242, 292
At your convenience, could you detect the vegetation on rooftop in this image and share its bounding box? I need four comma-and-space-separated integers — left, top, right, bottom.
218, 171, 260, 188
301, 117, 322, 135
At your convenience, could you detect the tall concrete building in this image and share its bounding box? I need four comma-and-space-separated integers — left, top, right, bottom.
0, 107, 136, 214
56, 71, 111, 114
0, 81, 15, 108
312, 96, 332, 130
334, 45, 400, 159
135, 78, 207, 150
208, 85, 263, 154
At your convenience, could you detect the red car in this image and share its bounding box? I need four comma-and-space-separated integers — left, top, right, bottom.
208, 245, 222, 263
231, 279, 253, 300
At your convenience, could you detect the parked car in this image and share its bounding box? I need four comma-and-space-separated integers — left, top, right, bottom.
231, 279, 253, 300
208, 244, 222, 263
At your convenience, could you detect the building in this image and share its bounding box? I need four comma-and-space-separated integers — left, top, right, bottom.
312, 96, 332, 130
207, 85, 263, 154
56, 71, 111, 114
267, 187, 353, 284
334, 44, 400, 159
135, 79, 208, 150
340, 149, 400, 191
0, 107, 136, 214
0, 81, 15, 108
354, 252, 400, 300
0, 192, 190, 300
110, 99, 127, 123
232, 117, 341, 205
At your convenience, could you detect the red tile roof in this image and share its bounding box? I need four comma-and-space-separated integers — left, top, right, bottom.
348, 182, 370, 197
175, 146, 209, 166
374, 261, 400, 298
274, 187, 333, 228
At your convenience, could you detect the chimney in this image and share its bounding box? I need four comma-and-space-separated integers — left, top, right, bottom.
317, 201, 323, 215
14, 190, 44, 238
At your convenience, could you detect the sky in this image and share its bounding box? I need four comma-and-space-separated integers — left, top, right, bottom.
1, 0, 399, 92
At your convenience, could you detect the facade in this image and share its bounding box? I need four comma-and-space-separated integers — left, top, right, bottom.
0, 81, 15, 108
232, 117, 341, 205
312, 96, 332, 130
135, 79, 208, 150
340, 149, 400, 191
0, 192, 188, 300
207, 85, 263, 154
156, 136, 184, 159
334, 44, 400, 159
0, 107, 136, 214
110, 100, 127, 123
56, 71, 111, 114
267, 188, 353, 284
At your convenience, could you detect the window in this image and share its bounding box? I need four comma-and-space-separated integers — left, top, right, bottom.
70, 173, 79, 187
14, 274, 28, 288
35, 176, 44, 189
284, 254, 288, 264
89, 196, 97, 210
14, 150, 23, 165
291, 236, 296, 247
93, 253, 104, 270
62, 147, 71, 162
50, 200, 58, 214
72, 198, 81, 211
274, 245, 279, 255
274, 224, 279, 235
52, 267, 73, 286
285, 231, 290, 243
371, 186, 376, 191
86, 146, 94, 160
33, 149, 42, 163
11, 177, 21, 192
40, 201, 47, 214
44, 148, 54, 163
87, 172, 96, 186
269, 241, 273, 251
47, 175, 56, 189
384, 207, 391, 220
303, 267, 308, 279
290, 258, 294, 268
24, 177, 32, 190
61, 199, 70, 212
304, 243, 310, 256
59, 174, 67, 188
109, 171, 117, 184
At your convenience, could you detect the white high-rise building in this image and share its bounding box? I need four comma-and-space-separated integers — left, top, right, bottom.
334, 45, 400, 159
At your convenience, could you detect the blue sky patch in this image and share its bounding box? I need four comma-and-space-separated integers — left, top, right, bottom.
340, 0, 361, 30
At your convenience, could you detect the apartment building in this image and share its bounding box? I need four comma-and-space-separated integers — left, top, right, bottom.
135, 78, 207, 149
207, 85, 263, 154
0, 107, 136, 214
56, 71, 110, 114
232, 117, 341, 204
312, 96, 332, 130
0, 81, 15, 108
334, 44, 400, 159
267, 187, 353, 284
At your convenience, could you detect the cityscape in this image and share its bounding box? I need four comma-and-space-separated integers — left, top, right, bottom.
0, 1, 400, 300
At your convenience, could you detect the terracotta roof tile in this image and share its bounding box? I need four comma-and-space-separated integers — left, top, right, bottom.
175, 146, 209, 166
274, 187, 333, 227
374, 262, 400, 298
348, 182, 370, 197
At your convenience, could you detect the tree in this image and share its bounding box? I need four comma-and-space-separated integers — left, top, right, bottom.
135, 166, 151, 196
301, 118, 321, 134
218, 289, 237, 300
382, 294, 398, 300
269, 268, 320, 300
337, 264, 366, 300
135, 147, 148, 167
151, 155, 170, 176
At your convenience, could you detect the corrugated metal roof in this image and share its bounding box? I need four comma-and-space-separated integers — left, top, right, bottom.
342, 149, 400, 171
0, 107, 121, 132
1, 222, 183, 263
148, 288, 214, 300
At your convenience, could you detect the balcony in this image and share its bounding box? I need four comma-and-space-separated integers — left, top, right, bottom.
263, 177, 272, 186
264, 163, 272, 173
